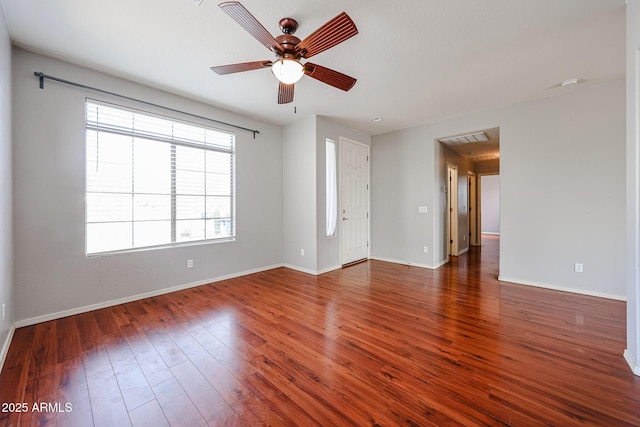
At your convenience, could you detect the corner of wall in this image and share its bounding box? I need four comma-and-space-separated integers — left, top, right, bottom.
282, 116, 319, 271
0, 0, 15, 374
626, 0, 640, 376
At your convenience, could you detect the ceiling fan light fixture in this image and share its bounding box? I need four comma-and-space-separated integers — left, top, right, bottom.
271, 58, 304, 84
561, 78, 579, 88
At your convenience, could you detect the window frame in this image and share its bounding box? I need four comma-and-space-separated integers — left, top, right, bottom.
326, 138, 338, 237
85, 99, 236, 256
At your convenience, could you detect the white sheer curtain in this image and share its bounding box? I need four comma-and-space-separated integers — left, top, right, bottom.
326, 139, 338, 237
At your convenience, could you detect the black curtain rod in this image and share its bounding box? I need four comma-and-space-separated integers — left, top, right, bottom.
33, 71, 260, 139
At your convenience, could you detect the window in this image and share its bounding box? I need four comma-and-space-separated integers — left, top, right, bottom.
85, 100, 235, 254
326, 138, 337, 237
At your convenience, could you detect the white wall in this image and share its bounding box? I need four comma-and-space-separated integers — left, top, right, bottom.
282, 115, 370, 274
0, 5, 14, 367
316, 116, 370, 272
475, 159, 500, 175
498, 81, 625, 299
625, 0, 640, 375
12, 48, 283, 324
371, 126, 438, 268
481, 175, 500, 234
282, 116, 317, 273
372, 79, 626, 299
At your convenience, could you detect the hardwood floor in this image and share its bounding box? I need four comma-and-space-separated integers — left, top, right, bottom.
1, 235, 639, 426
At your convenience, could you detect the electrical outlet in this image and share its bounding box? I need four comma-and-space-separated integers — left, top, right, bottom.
574, 263, 583, 273
300, 249, 305, 256
423, 246, 429, 253
187, 259, 194, 268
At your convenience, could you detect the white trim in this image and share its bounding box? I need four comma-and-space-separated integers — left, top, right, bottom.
457, 248, 469, 256
0, 324, 16, 373
624, 349, 640, 376
282, 264, 318, 275
498, 276, 626, 301
339, 137, 371, 264
318, 265, 343, 275
283, 264, 343, 276
432, 258, 450, 269
481, 232, 500, 235
325, 138, 338, 238
15, 264, 284, 328
369, 256, 447, 270
446, 163, 459, 257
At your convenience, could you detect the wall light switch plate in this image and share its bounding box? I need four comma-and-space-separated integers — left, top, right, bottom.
418, 206, 428, 214
187, 259, 194, 268
574, 263, 583, 273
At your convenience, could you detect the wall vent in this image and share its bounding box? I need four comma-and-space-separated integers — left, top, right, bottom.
439, 132, 488, 144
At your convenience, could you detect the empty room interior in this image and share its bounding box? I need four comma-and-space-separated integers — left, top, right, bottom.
1, 1, 640, 426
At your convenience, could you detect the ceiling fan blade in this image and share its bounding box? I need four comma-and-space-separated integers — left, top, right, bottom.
278, 82, 294, 104
295, 12, 358, 59
219, 2, 283, 52
211, 60, 272, 75
304, 63, 356, 92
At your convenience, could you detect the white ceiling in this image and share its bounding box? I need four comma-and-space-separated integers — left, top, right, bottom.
0, 0, 626, 136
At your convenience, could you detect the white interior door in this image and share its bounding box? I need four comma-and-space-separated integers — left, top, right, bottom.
340, 138, 369, 265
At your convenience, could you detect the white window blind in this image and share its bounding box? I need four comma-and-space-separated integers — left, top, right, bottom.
85, 100, 235, 254
326, 139, 337, 237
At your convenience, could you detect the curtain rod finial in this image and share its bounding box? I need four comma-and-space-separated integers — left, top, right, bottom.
34, 71, 44, 89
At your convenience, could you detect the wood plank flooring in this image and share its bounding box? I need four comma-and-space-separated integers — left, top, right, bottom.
1, 235, 639, 426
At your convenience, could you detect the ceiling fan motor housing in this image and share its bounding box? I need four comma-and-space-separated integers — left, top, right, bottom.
276, 19, 301, 58
279, 18, 298, 34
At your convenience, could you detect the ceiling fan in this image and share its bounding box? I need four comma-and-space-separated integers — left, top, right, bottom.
211, 1, 358, 104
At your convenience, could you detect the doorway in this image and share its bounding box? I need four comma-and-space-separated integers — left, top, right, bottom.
479, 174, 500, 235
446, 163, 459, 257
438, 127, 500, 265
340, 138, 369, 265
468, 172, 479, 246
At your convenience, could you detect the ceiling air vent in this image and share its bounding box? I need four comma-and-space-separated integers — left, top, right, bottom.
439, 132, 488, 144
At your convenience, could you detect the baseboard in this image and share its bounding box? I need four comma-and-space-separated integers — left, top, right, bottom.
0, 324, 16, 373
482, 232, 500, 235
497, 276, 626, 301
318, 265, 342, 275
15, 263, 285, 328
624, 349, 640, 376
282, 264, 342, 276
457, 248, 469, 256
282, 264, 319, 275
369, 256, 445, 270
432, 258, 450, 269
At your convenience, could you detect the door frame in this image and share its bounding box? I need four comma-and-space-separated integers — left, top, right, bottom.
339, 137, 371, 265
468, 171, 480, 246
446, 163, 459, 257
478, 172, 500, 237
